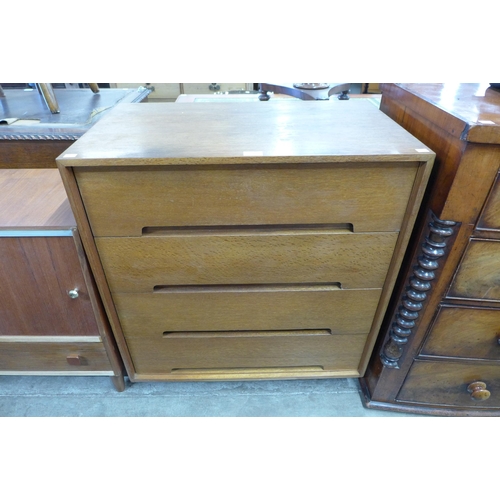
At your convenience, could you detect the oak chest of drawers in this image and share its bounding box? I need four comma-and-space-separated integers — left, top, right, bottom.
362, 83, 500, 415
0, 169, 125, 390
57, 99, 434, 383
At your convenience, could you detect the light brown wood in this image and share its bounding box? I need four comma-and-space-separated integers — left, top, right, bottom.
116, 288, 378, 376
57, 166, 138, 375
421, 306, 500, 360
114, 288, 382, 336
126, 333, 368, 376
57, 99, 434, 383
38, 83, 60, 114
132, 367, 361, 382
357, 156, 435, 375
96, 230, 398, 292
56, 101, 435, 167
75, 162, 418, 237
398, 360, 500, 408
0, 169, 75, 228
0, 341, 112, 372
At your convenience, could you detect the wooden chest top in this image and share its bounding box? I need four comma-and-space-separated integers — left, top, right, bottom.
56, 100, 434, 167
382, 83, 500, 144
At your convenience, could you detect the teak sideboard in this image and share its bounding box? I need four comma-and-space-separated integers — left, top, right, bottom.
57, 99, 434, 383
0, 169, 125, 390
362, 83, 500, 415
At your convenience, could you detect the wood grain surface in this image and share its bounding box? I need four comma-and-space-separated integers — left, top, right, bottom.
58, 99, 434, 382
113, 288, 381, 336
0, 169, 75, 228
398, 360, 500, 408
56, 100, 434, 166
96, 230, 397, 292
76, 162, 418, 236
0, 237, 100, 336
448, 239, 500, 301
421, 305, 500, 360
0, 341, 112, 372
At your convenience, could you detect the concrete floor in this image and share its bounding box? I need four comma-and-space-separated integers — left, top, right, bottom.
0, 375, 423, 417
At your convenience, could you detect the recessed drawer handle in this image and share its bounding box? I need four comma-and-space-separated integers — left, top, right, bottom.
163, 329, 333, 338
154, 283, 342, 293
467, 381, 491, 401
142, 223, 354, 236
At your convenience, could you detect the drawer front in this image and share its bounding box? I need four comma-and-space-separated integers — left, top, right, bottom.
126, 331, 367, 375
477, 170, 500, 230
0, 340, 113, 372
421, 306, 500, 361
448, 239, 500, 301
0, 237, 100, 336
114, 288, 381, 336
398, 360, 500, 408
75, 163, 418, 236
96, 231, 398, 293
114, 288, 379, 374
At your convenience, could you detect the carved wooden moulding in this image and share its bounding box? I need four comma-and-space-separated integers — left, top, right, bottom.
380, 212, 458, 368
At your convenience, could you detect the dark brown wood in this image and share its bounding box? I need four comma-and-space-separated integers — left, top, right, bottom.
66, 355, 83, 366
398, 360, 499, 408
379, 212, 459, 368
0, 341, 113, 372
0, 169, 125, 389
420, 305, 500, 361
0, 237, 100, 336
477, 170, 500, 230
363, 83, 500, 415
448, 239, 500, 300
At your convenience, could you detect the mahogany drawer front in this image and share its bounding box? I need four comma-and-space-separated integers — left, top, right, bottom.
398, 360, 500, 408
75, 162, 419, 237
448, 239, 500, 301
421, 306, 500, 361
113, 288, 382, 337
0, 237, 100, 336
0, 340, 113, 372
96, 231, 398, 293
477, 170, 500, 230
126, 331, 368, 375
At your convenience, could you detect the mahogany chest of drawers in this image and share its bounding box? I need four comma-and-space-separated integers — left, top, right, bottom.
0, 169, 125, 390
362, 83, 500, 415
57, 99, 434, 383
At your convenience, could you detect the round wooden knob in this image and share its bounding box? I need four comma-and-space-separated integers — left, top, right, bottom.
467, 381, 491, 401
